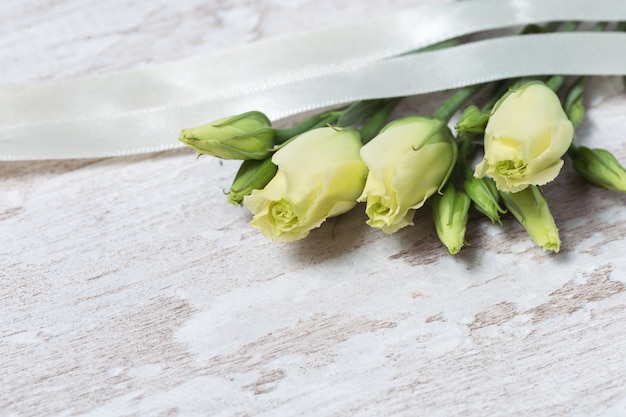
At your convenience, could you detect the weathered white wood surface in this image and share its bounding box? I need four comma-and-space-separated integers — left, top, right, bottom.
2, 1, 626, 416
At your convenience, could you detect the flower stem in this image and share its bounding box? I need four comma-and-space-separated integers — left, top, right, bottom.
481, 80, 514, 112
432, 83, 486, 123
619, 22, 626, 88
274, 111, 342, 144
359, 98, 402, 144
545, 75, 566, 92
565, 75, 590, 126
336, 99, 390, 128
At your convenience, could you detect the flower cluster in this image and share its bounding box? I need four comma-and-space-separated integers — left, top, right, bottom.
180, 79, 626, 254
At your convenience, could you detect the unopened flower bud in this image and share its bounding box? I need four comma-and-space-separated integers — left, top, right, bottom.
455, 105, 490, 136
566, 96, 585, 129
179, 111, 275, 160
228, 157, 278, 206
431, 184, 471, 254
499, 186, 560, 253
571, 146, 626, 193
464, 176, 505, 224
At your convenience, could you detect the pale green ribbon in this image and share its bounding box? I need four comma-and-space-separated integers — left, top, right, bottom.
2, 0, 626, 160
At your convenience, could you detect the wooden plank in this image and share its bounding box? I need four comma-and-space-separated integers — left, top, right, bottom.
1, 1, 626, 416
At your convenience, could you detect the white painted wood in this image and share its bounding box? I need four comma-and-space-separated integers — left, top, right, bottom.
2, 1, 626, 416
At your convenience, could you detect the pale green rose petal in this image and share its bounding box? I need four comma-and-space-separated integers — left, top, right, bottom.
374, 210, 415, 234
525, 120, 574, 173
514, 160, 564, 189
363, 193, 414, 233
276, 127, 362, 207
308, 160, 367, 220
474, 159, 488, 178
393, 142, 455, 211
358, 174, 389, 204
292, 159, 365, 226
500, 186, 560, 252
490, 161, 562, 193
487, 137, 520, 162
244, 171, 286, 215
359, 177, 406, 233
328, 201, 360, 219
269, 211, 326, 242
274, 127, 362, 174
359, 121, 417, 230
246, 198, 312, 242
487, 84, 565, 156
489, 170, 517, 193
245, 172, 306, 242
359, 116, 456, 233
474, 82, 573, 192
244, 127, 366, 242
360, 116, 437, 176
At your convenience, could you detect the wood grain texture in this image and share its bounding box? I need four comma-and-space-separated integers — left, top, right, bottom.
2, 1, 626, 416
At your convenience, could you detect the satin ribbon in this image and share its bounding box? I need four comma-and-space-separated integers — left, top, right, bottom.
2, 0, 626, 160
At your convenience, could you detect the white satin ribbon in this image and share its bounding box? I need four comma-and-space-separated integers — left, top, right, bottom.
2, 0, 626, 160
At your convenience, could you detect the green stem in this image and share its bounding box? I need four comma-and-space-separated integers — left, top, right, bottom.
274, 111, 342, 144
616, 22, 626, 90
545, 75, 565, 92
359, 98, 402, 144
458, 137, 474, 178
432, 83, 486, 123
561, 21, 579, 32
274, 99, 399, 144
564, 75, 590, 108
561, 75, 591, 142
336, 99, 388, 128
544, 22, 567, 32
481, 80, 515, 112
594, 21, 609, 31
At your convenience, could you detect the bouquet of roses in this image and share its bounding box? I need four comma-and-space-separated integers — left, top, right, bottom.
179, 22, 626, 255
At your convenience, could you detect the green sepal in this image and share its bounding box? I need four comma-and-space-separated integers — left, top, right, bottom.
464, 176, 506, 224
571, 146, 626, 193
431, 184, 471, 255
455, 105, 490, 136
227, 157, 278, 206
499, 186, 560, 253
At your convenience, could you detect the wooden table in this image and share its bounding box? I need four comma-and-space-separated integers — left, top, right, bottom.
2, 1, 626, 415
